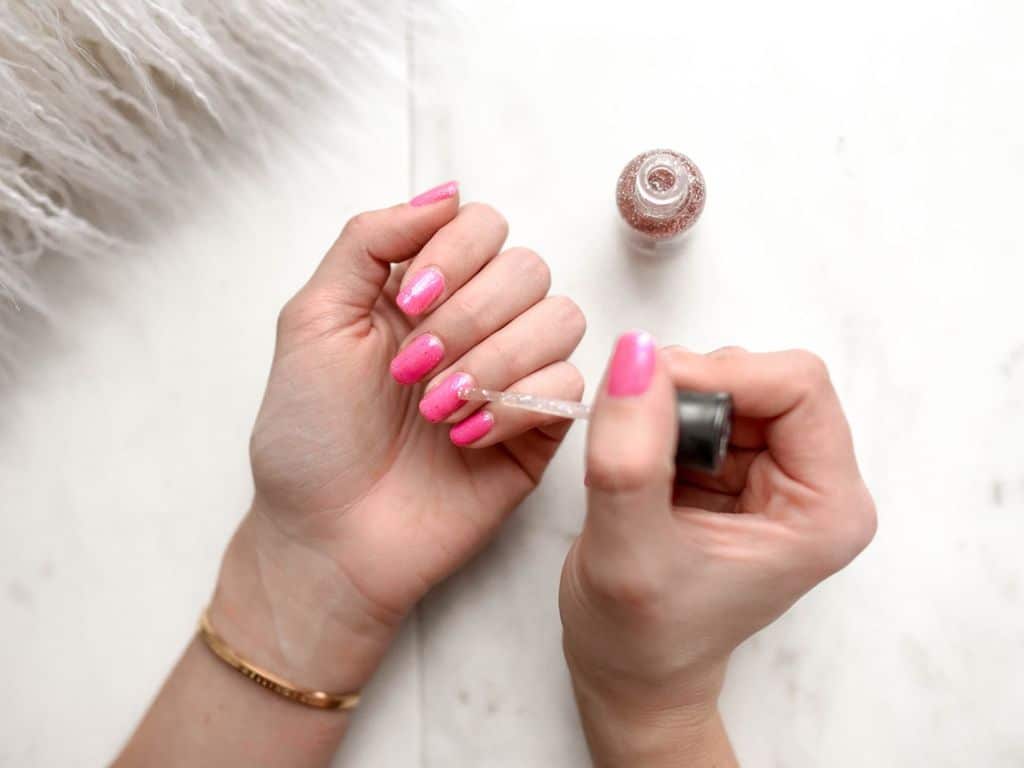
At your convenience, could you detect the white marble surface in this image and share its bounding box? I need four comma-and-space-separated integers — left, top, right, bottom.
2, 1, 1023, 765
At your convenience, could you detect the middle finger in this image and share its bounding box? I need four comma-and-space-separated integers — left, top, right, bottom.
389, 247, 551, 385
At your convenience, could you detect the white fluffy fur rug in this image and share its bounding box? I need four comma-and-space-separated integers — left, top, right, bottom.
0, 1, 411, 369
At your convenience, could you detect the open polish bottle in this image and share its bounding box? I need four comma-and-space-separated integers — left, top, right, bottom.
616, 148, 706, 249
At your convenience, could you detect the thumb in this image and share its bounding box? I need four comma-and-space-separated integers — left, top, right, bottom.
585, 331, 677, 541
303, 182, 460, 326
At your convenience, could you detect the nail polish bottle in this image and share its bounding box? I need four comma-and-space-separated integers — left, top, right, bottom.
616, 149, 706, 247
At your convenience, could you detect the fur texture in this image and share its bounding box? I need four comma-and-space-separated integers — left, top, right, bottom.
0, 1, 407, 367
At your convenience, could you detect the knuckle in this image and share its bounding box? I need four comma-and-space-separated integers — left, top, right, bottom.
463, 202, 509, 238
449, 294, 490, 339
449, 288, 482, 318
546, 362, 586, 402
663, 344, 688, 359
510, 247, 551, 290
480, 338, 516, 382
816, 489, 878, 575
850, 490, 879, 552
341, 211, 373, 244
587, 446, 671, 493
661, 344, 694, 372
709, 345, 748, 358
276, 295, 304, 334
817, 541, 852, 576
579, 557, 663, 615
601, 576, 662, 614
789, 349, 831, 387
547, 295, 587, 339
564, 364, 586, 400
276, 291, 333, 339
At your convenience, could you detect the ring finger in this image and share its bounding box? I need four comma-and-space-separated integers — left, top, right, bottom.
416, 294, 587, 425
389, 247, 552, 385
448, 361, 585, 448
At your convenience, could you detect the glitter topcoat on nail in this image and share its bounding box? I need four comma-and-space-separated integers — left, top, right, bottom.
390, 334, 445, 385
396, 267, 445, 316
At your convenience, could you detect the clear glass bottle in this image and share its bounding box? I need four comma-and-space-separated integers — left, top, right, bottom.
616, 149, 706, 246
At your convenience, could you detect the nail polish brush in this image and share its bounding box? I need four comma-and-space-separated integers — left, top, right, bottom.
458, 386, 732, 473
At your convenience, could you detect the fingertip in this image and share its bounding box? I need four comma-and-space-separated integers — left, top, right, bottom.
409, 180, 459, 208
311, 188, 461, 325
390, 334, 444, 385
419, 372, 473, 423
606, 330, 657, 398
450, 410, 494, 447
396, 266, 446, 317
586, 330, 677, 496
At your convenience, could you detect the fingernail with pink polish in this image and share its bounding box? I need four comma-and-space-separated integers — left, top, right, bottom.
390, 334, 444, 385
419, 372, 473, 423
410, 180, 458, 208
450, 410, 494, 446
396, 267, 445, 316
607, 330, 656, 397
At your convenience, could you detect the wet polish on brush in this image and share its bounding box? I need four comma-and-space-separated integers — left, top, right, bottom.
410, 180, 458, 207
390, 334, 444, 385
397, 267, 445, 316
616, 149, 705, 242
420, 372, 474, 423
458, 378, 734, 473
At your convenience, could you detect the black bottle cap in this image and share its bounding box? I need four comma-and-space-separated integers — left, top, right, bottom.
674, 390, 733, 474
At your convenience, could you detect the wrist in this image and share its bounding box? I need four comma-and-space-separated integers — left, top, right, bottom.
569, 675, 730, 768
208, 499, 401, 694
565, 647, 730, 767
574, 700, 733, 768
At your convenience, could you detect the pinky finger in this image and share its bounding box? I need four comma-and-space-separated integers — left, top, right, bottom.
450, 361, 585, 449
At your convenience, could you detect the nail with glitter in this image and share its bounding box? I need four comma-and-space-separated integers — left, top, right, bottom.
419, 372, 474, 423
616, 149, 705, 243
450, 410, 494, 446
390, 334, 445, 385
396, 267, 445, 316
410, 180, 458, 207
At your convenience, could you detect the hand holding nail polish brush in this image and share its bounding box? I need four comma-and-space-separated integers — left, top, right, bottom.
559, 333, 876, 767
458, 384, 732, 474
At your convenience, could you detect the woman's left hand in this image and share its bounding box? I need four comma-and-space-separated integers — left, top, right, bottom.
211, 185, 586, 693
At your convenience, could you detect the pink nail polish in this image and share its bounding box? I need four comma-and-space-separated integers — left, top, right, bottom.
607, 331, 656, 397
410, 180, 458, 207
616, 150, 705, 243
450, 410, 494, 446
390, 334, 444, 385
396, 267, 445, 316
419, 372, 473, 423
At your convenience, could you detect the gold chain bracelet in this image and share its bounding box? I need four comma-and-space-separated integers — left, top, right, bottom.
197, 608, 361, 711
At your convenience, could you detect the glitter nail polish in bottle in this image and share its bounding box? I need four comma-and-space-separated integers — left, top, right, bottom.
616, 149, 706, 247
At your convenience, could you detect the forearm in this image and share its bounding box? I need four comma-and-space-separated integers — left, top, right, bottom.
115, 636, 350, 767
116, 505, 398, 767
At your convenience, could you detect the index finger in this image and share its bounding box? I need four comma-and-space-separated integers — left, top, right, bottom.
663, 347, 862, 491
302, 181, 461, 326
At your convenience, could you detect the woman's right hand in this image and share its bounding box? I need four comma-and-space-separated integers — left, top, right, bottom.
559, 333, 876, 766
